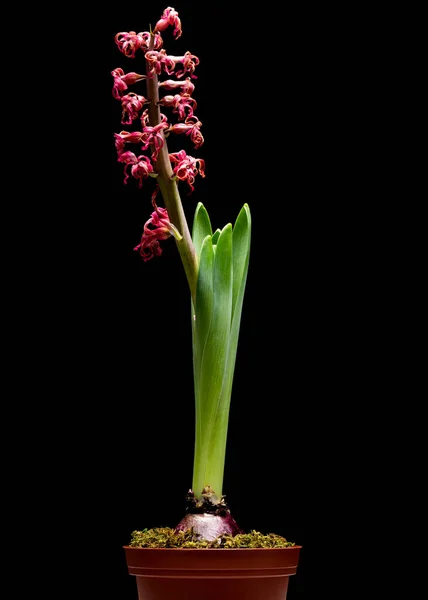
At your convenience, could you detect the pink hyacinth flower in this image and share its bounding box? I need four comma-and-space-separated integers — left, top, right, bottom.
169, 150, 206, 193
114, 31, 143, 58
140, 109, 168, 128
140, 122, 169, 161
114, 133, 126, 156
167, 52, 199, 79
134, 200, 182, 261
117, 151, 155, 187
167, 116, 204, 148
158, 94, 197, 120
138, 31, 163, 51
115, 31, 163, 57
145, 50, 176, 77
154, 6, 182, 39
158, 77, 195, 95
120, 93, 149, 125
114, 130, 144, 155
159, 77, 195, 96
112, 68, 146, 99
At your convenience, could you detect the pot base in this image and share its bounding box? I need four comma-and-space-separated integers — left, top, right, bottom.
137, 574, 289, 600
125, 546, 301, 600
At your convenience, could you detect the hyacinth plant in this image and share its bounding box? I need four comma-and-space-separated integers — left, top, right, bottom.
112, 7, 252, 541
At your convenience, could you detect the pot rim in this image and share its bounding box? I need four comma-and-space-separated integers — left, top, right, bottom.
123, 545, 302, 551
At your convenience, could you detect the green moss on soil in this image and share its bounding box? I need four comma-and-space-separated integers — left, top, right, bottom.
129, 527, 295, 548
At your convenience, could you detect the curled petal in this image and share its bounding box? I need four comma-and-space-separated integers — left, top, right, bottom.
111, 68, 127, 99
145, 50, 175, 77
158, 93, 197, 119
115, 31, 142, 58
130, 155, 155, 188
117, 150, 138, 164
117, 150, 138, 184
134, 200, 182, 261
168, 52, 199, 79
140, 122, 168, 161
139, 31, 163, 50
167, 117, 204, 148
169, 150, 205, 193
121, 93, 149, 125
154, 7, 182, 39
114, 31, 163, 56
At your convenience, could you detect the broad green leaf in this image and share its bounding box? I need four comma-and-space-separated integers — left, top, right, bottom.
205, 210, 251, 492
199, 224, 233, 410
191, 206, 251, 498
193, 224, 233, 495
192, 235, 214, 452
192, 203, 212, 259
194, 235, 214, 366
211, 229, 221, 245
232, 204, 251, 320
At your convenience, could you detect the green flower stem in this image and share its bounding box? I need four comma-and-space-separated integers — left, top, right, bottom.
146, 33, 198, 302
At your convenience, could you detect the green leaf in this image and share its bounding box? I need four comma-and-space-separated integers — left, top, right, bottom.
199, 224, 233, 408
192, 203, 212, 259
194, 235, 214, 369
191, 206, 251, 498
192, 235, 214, 449
211, 228, 221, 245
193, 224, 233, 496
232, 204, 251, 321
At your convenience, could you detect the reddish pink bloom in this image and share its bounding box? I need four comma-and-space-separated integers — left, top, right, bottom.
168, 52, 199, 79
114, 130, 144, 152
158, 94, 197, 120
111, 68, 146, 99
114, 129, 148, 160
140, 122, 169, 161
154, 7, 182, 39
115, 31, 163, 57
120, 93, 149, 124
114, 31, 142, 58
140, 109, 168, 128
134, 200, 182, 261
169, 150, 206, 193
117, 150, 138, 184
139, 31, 163, 50
145, 50, 176, 77
114, 133, 126, 155
117, 151, 156, 187
167, 116, 204, 148
159, 77, 195, 95
130, 156, 156, 188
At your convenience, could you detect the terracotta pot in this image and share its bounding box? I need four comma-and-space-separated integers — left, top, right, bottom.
124, 545, 301, 600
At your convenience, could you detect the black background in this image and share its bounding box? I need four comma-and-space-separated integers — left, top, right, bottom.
23, 1, 322, 597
